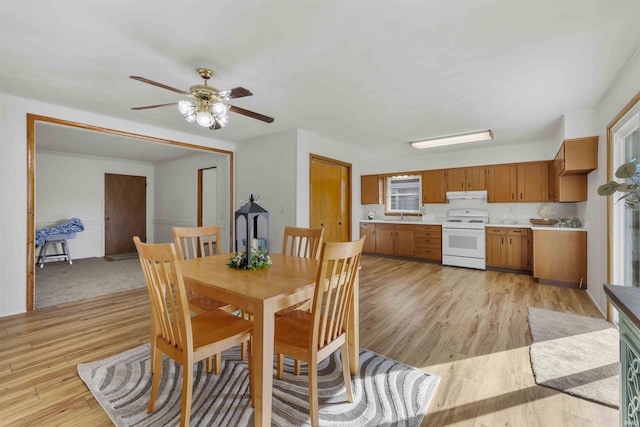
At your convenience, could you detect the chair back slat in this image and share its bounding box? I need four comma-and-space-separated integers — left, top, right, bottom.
173, 225, 222, 260
134, 236, 192, 353
282, 226, 325, 260
311, 238, 365, 350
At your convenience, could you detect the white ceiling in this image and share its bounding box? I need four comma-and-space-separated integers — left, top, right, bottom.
2, 0, 639, 160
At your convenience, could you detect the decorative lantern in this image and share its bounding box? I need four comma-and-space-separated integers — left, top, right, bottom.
234, 194, 270, 267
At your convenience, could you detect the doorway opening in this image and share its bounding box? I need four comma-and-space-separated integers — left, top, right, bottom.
26, 114, 234, 311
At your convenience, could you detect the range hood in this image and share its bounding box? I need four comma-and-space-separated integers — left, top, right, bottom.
446, 190, 488, 200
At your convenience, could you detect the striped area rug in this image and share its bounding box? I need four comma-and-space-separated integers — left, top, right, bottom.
78, 344, 440, 426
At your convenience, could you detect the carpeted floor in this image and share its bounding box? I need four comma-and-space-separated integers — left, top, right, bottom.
528, 307, 619, 408
35, 257, 145, 308
78, 344, 440, 426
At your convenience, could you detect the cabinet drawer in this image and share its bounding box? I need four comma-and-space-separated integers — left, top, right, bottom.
360, 223, 375, 229
508, 228, 529, 236
486, 227, 507, 235
415, 248, 442, 260
416, 238, 441, 248
415, 225, 441, 232
394, 224, 416, 231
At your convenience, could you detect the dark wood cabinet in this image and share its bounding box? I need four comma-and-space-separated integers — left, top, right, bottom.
422, 169, 447, 204
486, 227, 531, 270
361, 175, 382, 204
487, 164, 517, 202
447, 166, 486, 191
359, 223, 376, 253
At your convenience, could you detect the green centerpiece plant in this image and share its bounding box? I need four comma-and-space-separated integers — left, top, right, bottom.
227, 248, 272, 270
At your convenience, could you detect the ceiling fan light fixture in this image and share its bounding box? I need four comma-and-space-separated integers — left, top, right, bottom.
410, 130, 494, 149
183, 112, 197, 123
217, 114, 229, 127
211, 102, 227, 115
196, 110, 215, 127
178, 99, 195, 115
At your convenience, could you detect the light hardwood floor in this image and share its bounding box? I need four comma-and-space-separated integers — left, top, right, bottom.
0, 255, 617, 426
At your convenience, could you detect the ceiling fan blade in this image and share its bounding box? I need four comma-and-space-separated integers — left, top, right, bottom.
217, 87, 253, 100
229, 105, 274, 123
131, 102, 178, 110
130, 76, 188, 95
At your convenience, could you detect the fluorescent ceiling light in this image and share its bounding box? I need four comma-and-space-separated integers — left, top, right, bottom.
410, 130, 494, 149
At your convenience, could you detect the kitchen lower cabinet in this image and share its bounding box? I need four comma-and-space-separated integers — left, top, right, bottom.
533, 229, 587, 285
360, 222, 439, 260
374, 224, 415, 257
486, 227, 531, 270
414, 225, 442, 261
359, 223, 376, 253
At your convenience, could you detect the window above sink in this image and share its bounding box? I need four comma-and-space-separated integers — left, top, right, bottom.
385, 175, 422, 214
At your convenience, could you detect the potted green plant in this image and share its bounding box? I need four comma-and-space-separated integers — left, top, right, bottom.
597, 159, 640, 210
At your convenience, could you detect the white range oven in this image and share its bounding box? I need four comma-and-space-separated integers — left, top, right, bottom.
441, 208, 488, 270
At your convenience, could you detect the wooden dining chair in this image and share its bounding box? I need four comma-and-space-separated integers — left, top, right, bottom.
173, 225, 229, 311
274, 237, 365, 427
133, 237, 253, 427
279, 226, 325, 374
173, 225, 245, 371
282, 226, 325, 260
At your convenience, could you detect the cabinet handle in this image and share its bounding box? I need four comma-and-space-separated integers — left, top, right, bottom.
372, 230, 375, 235
501, 237, 504, 244
509, 237, 512, 245
520, 193, 523, 200
511, 194, 515, 200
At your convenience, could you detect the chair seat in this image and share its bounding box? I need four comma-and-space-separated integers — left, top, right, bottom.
191, 310, 253, 351
275, 310, 313, 349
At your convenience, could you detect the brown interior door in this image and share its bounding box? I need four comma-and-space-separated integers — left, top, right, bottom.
105, 173, 146, 255
310, 155, 351, 243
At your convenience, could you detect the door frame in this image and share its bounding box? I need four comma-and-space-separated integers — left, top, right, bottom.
26, 114, 234, 311
309, 153, 352, 241
197, 166, 217, 227
606, 91, 640, 321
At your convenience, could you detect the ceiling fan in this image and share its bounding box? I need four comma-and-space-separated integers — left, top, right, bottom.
130, 68, 274, 130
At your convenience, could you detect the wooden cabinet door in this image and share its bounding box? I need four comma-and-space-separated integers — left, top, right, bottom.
394, 226, 415, 257
466, 166, 486, 190
361, 175, 381, 204
486, 227, 507, 267
487, 164, 517, 202
517, 162, 550, 202
533, 230, 587, 285
422, 169, 447, 203
375, 224, 394, 255
507, 228, 530, 270
359, 223, 376, 253
446, 168, 465, 191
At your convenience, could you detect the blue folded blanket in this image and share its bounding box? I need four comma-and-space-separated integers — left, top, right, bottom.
36, 217, 85, 247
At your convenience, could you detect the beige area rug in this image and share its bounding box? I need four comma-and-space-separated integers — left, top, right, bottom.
528, 307, 619, 408
78, 344, 441, 426
35, 257, 145, 308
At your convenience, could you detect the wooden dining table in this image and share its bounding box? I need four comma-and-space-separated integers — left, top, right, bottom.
179, 252, 360, 427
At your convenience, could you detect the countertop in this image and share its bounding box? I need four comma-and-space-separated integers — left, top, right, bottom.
360, 219, 586, 231
604, 284, 640, 330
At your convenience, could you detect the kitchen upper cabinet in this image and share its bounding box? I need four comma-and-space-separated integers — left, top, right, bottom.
447, 166, 486, 191
551, 136, 598, 202
422, 169, 447, 203
361, 175, 382, 204
359, 223, 376, 253
487, 164, 517, 202
516, 161, 551, 202
486, 227, 531, 270
557, 136, 598, 175
487, 162, 550, 203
